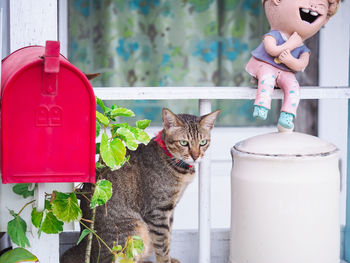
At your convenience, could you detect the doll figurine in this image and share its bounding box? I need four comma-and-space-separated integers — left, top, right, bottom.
246, 0, 340, 130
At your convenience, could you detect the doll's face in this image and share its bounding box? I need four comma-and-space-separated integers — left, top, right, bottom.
266, 0, 330, 40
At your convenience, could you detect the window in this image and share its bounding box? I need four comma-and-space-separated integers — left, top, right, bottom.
68, 0, 282, 126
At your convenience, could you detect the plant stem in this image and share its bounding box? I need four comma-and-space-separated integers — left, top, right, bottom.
96, 237, 102, 263
17, 200, 36, 216
84, 208, 96, 263
81, 217, 94, 224
80, 219, 114, 254
81, 194, 91, 202
80, 212, 115, 256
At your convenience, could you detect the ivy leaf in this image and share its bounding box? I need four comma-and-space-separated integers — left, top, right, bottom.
136, 119, 151, 129
131, 236, 144, 255
37, 209, 64, 237
96, 121, 101, 137
31, 207, 43, 229
113, 245, 123, 252
96, 111, 109, 127
129, 127, 150, 145
95, 161, 105, 169
111, 107, 135, 117
32, 206, 64, 238
114, 253, 132, 263
44, 199, 52, 210
117, 127, 138, 151
126, 236, 144, 259
7, 212, 30, 248
96, 97, 111, 114
113, 124, 150, 145
111, 123, 129, 136
100, 133, 117, 169
77, 229, 91, 245
12, 184, 34, 198
132, 235, 143, 241
110, 138, 127, 166
90, 179, 112, 209
136, 130, 150, 144
40, 211, 64, 235
124, 155, 130, 164
51, 191, 82, 223
0, 247, 38, 263
100, 133, 127, 170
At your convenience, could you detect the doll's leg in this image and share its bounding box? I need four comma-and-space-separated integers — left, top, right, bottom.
277, 73, 300, 129
253, 70, 277, 120
246, 57, 277, 120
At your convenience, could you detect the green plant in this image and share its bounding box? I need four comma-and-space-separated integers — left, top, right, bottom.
2, 97, 151, 263
95, 97, 151, 170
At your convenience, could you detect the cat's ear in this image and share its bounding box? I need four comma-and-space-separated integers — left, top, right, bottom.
84, 73, 101, 80
200, 110, 221, 130
162, 108, 185, 130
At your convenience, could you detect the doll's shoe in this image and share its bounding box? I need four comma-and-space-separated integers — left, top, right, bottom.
253, 105, 268, 120
278, 111, 294, 130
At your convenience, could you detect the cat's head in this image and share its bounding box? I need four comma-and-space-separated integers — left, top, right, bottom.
161, 108, 221, 165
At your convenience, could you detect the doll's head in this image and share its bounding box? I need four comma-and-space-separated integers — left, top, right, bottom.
262, 0, 340, 40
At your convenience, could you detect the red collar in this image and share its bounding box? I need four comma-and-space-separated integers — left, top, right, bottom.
154, 131, 173, 158
154, 131, 193, 169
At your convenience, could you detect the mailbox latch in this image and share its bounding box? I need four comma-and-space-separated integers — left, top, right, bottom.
42, 41, 60, 95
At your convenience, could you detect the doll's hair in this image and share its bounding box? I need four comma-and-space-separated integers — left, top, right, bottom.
261, 0, 340, 17
327, 0, 341, 16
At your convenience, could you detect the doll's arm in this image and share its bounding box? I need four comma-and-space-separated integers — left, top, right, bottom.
278, 50, 310, 72
263, 32, 303, 57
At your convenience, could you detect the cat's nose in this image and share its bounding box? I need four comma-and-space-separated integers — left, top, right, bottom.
191, 152, 200, 161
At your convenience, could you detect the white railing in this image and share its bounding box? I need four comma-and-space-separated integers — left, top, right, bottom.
94, 86, 350, 100
94, 86, 350, 263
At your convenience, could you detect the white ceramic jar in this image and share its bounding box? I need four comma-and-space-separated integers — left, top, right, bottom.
230, 132, 340, 263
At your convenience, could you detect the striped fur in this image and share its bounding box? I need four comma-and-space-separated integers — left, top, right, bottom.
60, 108, 220, 263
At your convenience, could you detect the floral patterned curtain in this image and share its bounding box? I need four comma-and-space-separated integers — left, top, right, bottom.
69, 0, 278, 126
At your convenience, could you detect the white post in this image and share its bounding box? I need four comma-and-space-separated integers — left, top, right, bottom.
58, 0, 68, 57
35, 183, 46, 212
9, 0, 58, 51
198, 99, 212, 263
0, 1, 62, 263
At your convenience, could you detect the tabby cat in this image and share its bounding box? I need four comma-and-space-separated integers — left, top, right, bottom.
60, 108, 220, 263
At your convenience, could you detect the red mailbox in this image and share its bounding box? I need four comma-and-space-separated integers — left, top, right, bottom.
1, 41, 95, 184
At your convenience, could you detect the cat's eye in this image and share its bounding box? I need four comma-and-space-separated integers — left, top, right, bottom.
179, 140, 189, 146
199, 139, 207, 146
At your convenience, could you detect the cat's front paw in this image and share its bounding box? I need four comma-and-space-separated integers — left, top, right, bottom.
171, 258, 180, 263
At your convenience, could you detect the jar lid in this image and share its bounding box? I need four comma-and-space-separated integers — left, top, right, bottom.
233, 132, 338, 157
